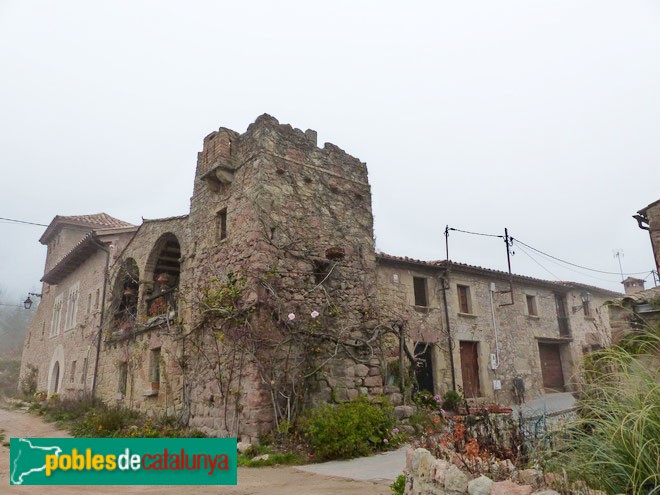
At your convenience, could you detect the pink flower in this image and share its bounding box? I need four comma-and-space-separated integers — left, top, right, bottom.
383, 438, 389, 444
393, 428, 399, 434
310, 310, 320, 318
288, 313, 296, 321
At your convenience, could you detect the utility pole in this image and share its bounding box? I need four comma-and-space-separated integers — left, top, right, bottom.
613, 249, 625, 283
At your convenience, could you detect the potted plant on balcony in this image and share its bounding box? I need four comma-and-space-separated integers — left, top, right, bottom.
148, 297, 168, 317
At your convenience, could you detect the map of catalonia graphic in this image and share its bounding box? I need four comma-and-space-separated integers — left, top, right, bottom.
10, 438, 62, 485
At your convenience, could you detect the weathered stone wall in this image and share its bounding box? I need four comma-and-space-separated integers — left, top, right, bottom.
181, 115, 382, 440
19, 227, 135, 397
20, 115, 622, 445
95, 216, 189, 416
644, 200, 660, 273
375, 258, 617, 405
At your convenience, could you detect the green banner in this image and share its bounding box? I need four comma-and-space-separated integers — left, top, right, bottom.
10, 437, 237, 485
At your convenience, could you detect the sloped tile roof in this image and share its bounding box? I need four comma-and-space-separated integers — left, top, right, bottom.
376, 252, 622, 296
39, 213, 134, 243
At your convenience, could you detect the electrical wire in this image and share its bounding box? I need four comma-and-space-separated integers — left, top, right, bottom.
0, 216, 48, 227
512, 240, 622, 284
514, 244, 563, 281
511, 237, 651, 276
448, 227, 503, 238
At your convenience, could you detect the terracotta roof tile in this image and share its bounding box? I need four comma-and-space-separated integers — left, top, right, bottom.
39, 213, 134, 243
376, 252, 622, 296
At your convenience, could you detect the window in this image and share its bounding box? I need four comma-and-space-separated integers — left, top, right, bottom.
87, 293, 92, 314
217, 208, 227, 240
94, 288, 100, 310
392, 273, 399, 283
64, 282, 80, 330
150, 348, 161, 385
118, 362, 128, 395
526, 295, 538, 316
583, 300, 591, 317
413, 277, 428, 306
457, 285, 472, 314
50, 294, 64, 337
70, 361, 77, 383
41, 321, 45, 339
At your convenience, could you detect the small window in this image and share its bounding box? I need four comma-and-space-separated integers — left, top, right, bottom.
94, 288, 100, 309
583, 300, 591, 317
392, 273, 399, 283
217, 208, 227, 240
118, 361, 128, 395
413, 277, 428, 306
526, 295, 538, 316
70, 360, 77, 383
150, 348, 161, 384
457, 285, 472, 314
87, 293, 92, 313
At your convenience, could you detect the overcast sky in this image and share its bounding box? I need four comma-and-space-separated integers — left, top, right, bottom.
1, 0, 658, 304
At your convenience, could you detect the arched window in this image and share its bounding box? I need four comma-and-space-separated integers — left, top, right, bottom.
112, 258, 140, 331
144, 234, 181, 318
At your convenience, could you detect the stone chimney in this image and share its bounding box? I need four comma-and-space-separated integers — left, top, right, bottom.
622, 277, 645, 295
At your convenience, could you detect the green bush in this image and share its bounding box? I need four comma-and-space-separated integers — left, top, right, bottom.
300, 397, 397, 461
70, 405, 143, 437
33, 399, 204, 438
390, 474, 406, 495
547, 329, 659, 494
441, 390, 462, 412
413, 390, 442, 409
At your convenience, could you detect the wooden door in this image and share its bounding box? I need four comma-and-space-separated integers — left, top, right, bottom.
538, 343, 565, 392
460, 341, 480, 398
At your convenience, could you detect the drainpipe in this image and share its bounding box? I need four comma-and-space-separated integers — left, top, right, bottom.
91, 236, 111, 399
489, 283, 500, 370
441, 267, 457, 391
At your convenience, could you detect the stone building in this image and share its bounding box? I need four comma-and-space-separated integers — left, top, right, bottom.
634, 198, 660, 275
607, 198, 660, 343
375, 255, 617, 405
19, 115, 620, 441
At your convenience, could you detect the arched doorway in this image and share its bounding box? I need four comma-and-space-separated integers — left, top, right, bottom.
51, 361, 60, 394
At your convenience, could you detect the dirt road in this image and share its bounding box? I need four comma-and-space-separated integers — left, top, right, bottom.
0, 406, 389, 494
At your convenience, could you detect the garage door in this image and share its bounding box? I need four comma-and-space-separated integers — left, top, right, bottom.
538, 343, 565, 392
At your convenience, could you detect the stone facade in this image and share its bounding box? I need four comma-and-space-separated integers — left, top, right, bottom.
376, 255, 617, 405
635, 198, 660, 275
20, 115, 621, 442
19, 218, 137, 397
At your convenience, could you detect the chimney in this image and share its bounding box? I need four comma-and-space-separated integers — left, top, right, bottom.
622, 277, 645, 295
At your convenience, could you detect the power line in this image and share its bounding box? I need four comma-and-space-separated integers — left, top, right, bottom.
515, 244, 563, 281
511, 237, 651, 276
514, 241, 622, 284
448, 227, 503, 239
0, 216, 48, 227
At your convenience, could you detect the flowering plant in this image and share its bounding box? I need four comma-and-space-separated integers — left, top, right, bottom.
148, 297, 168, 317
